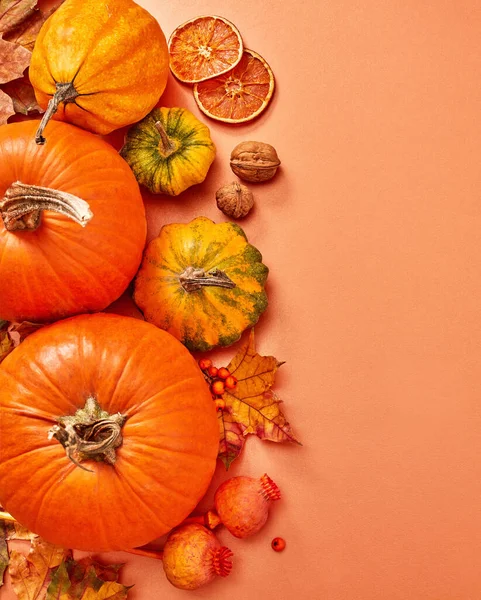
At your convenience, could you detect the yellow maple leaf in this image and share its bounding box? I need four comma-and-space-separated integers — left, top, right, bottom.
218, 329, 300, 469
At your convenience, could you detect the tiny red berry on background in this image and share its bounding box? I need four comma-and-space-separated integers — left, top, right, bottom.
217, 367, 230, 380
208, 366, 218, 377
271, 537, 286, 552
198, 358, 212, 371
224, 375, 237, 389
211, 380, 225, 396
215, 398, 226, 411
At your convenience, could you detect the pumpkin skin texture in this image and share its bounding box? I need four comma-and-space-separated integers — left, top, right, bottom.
29, 0, 169, 143
0, 313, 219, 552
133, 217, 269, 351
120, 107, 216, 196
0, 119, 146, 323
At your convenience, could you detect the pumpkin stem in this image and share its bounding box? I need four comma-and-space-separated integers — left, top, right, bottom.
48, 397, 126, 472
179, 267, 236, 293
0, 181, 93, 232
180, 509, 221, 530
154, 120, 177, 156
35, 82, 79, 145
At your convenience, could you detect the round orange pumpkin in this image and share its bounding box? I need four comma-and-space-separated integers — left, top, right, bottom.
29, 0, 169, 144
0, 119, 146, 323
0, 313, 219, 551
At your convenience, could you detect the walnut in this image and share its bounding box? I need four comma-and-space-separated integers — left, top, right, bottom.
216, 182, 254, 219
230, 141, 281, 182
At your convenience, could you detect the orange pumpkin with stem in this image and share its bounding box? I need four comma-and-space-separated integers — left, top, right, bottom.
0, 119, 146, 323
0, 313, 219, 551
29, 0, 169, 144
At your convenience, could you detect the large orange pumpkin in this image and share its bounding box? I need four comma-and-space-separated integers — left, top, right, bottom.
29, 0, 169, 144
0, 313, 219, 551
0, 119, 146, 323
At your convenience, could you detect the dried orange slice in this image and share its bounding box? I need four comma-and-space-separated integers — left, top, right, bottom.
168, 16, 243, 83
193, 49, 275, 124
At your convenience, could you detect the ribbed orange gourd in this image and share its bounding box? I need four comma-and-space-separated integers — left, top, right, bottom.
0, 314, 219, 551
29, 0, 169, 144
0, 120, 146, 323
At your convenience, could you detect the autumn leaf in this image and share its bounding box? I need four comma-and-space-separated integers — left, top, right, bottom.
0, 0, 37, 34
0, 0, 64, 123
82, 581, 130, 600
0, 88, 15, 124
6, 521, 38, 542
0, 37, 30, 84
1, 73, 42, 114
0, 325, 13, 362
9, 539, 71, 600
218, 413, 245, 470
4, 2, 64, 51
46, 557, 129, 600
0, 320, 44, 363
0, 521, 8, 587
216, 329, 300, 469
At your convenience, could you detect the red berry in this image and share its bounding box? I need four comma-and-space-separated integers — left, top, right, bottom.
271, 537, 286, 552
217, 367, 230, 380
208, 366, 218, 377
224, 375, 237, 389
198, 358, 212, 371
215, 399, 226, 411
211, 380, 225, 396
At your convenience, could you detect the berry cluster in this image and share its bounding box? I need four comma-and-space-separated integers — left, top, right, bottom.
198, 359, 238, 410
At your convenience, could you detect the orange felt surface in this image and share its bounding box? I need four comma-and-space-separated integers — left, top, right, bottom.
3, 1, 481, 599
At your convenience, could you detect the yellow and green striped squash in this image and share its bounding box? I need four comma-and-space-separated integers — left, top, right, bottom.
133, 217, 269, 351
120, 107, 216, 196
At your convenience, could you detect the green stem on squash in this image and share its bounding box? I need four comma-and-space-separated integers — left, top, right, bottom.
35, 81, 79, 145
0, 181, 93, 232
179, 266, 236, 293
154, 120, 177, 157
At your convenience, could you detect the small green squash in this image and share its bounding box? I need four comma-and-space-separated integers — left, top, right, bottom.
120, 107, 216, 196
133, 217, 269, 351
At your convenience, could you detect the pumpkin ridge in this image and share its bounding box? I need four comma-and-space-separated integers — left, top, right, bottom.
113, 466, 173, 533
123, 375, 202, 418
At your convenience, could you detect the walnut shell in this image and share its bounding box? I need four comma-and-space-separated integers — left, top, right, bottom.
216, 182, 254, 219
230, 141, 281, 183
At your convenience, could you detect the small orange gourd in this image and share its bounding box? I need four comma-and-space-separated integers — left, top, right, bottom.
29, 0, 169, 144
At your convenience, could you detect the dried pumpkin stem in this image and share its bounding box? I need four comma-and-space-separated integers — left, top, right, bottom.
179, 266, 236, 293
35, 82, 79, 145
0, 181, 93, 232
154, 120, 177, 156
48, 397, 126, 472
0, 511, 15, 523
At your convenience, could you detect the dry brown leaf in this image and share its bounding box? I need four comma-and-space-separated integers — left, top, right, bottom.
1, 73, 42, 114
9, 539, 71, 600
0, 87, 15, 124
0, 0, 37, 34
217, 329, 300, 469
0, 521, 8, 587
0, 320, 43, 364
6, 521, 38, 542
46, 557, 128, 600
4, 1, 63, 51
0, 37, 30, 84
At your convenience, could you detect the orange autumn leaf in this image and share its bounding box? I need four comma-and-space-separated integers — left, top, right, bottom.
9, 539, 71, 600
218, 329, 300, 469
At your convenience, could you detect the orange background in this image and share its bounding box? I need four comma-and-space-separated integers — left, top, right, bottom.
4, 0, 481, 599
